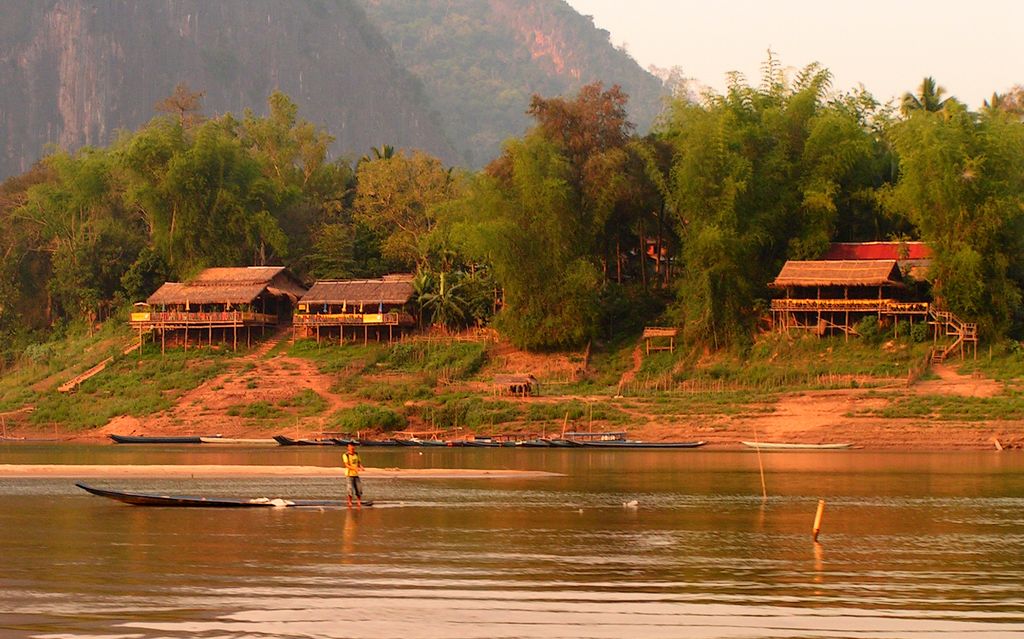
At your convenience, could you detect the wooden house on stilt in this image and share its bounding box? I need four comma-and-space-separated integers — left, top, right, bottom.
130, 266, 307, 352
293, 275, 417, 344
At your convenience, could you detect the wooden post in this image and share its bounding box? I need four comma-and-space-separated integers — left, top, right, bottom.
812, 500, 826, 541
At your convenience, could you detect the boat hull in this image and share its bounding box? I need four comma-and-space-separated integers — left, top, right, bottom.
740, 441, 854, 450
76, 483, 372, 508
109, 435, 206, 444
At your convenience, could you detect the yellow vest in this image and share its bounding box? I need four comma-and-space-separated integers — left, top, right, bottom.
343, 452, 361, 477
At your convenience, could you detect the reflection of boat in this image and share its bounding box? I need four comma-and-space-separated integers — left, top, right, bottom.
578, 440, 707, 449
76, 482, 372, 508
740, 441, 854, 450
199, 437, 277, 445
109, 434, 208, 444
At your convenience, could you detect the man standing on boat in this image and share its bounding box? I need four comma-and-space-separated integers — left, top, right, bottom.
343, 443, 365, 508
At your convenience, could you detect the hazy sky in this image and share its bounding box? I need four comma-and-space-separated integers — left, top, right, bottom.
566, 0, 1023, 109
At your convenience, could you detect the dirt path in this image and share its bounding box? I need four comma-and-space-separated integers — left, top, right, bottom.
615, 345, 643, 394
99, 331, 350, 438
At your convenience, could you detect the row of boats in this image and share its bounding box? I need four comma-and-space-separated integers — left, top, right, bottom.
108, 433, 854, 449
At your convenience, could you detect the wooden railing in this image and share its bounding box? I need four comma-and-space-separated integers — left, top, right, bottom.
293, 312, 402, 326
130, 311, 277, 325
770, 299, 930, 314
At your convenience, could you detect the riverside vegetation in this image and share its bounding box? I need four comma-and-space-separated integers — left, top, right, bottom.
3, 57, 1024, 437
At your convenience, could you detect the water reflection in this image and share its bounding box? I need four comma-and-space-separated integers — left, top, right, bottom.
1, 448, 1023, 638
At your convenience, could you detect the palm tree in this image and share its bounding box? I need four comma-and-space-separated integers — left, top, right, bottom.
418, 271, 469, 331
900, 77, 952, 116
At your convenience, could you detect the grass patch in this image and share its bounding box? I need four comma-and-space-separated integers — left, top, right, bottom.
855, 389, 1024, 421
356, 377, 435, 402
227, 400, 284, 419
383, 342, 486, 380
288, 339, 386, 374
414, 394, 521, 430
29, 347, 231, 430
278, 389, 328, 416
328, 404, 407, 433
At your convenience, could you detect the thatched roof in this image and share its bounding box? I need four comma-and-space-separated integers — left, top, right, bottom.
146, 266, 306, 305
772, 260, 904, 288
301, 276, 415, 305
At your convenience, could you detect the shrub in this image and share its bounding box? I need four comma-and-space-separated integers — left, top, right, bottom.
329, 404, 407, 432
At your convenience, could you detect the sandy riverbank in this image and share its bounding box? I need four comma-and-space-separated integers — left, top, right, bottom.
0, 464, 561, 479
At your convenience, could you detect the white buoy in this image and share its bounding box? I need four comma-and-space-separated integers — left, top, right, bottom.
623, 500, 639, 509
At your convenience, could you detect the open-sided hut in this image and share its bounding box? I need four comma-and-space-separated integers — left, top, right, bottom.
130, 266, 307, 351
493, 374, 539, 397
769, 260, 929, 337
294, 275, 416, 343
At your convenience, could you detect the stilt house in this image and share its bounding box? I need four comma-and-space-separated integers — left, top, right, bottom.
130, 266, 307, 351
294, 275, 416, 343
770, 260, 928, 337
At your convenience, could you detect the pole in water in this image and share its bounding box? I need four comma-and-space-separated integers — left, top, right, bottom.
812, 499, 826, 541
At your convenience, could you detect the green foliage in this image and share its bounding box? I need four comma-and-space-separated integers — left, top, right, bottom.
227, 401, 283, 419
356, 378, 434, 402
28, 348, 229, 430
383, 342, 486, 379
277, 389, 328, 416
329, 404, 407, 432
854, 316, 881, 342
660, 58, 893, 347
416, 395, 520, 430
886, 102, 1024, 338
353, 150, 459, 269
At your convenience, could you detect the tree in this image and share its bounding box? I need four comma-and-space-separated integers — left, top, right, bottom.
454, 135, 600, 349
886, 102, 1024, 336
155, 82, 206, 128
900, 76, 955, 116
659, 60, 889, 347
353, 150, 458, 269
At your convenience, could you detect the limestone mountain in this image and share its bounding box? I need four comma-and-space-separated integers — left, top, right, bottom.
0, 0, 666, 178
360, 0, 666, 167
0, 0, 456, 179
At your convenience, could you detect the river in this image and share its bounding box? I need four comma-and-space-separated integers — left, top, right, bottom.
2, 445, 1023, 638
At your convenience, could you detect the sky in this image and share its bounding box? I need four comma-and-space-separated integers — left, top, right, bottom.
566, 0, 1024, 109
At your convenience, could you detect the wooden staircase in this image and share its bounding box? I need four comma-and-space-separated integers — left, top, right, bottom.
929, 309, 978, 363
58, 357, 114, 393
58, 340, 144, 393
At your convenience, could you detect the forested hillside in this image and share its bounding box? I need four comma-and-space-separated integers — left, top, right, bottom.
360, 0, 666, 167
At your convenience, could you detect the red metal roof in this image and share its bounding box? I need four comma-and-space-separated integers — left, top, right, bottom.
822, 242, 933, 260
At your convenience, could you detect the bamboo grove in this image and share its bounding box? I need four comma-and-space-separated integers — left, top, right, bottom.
3, 59, 1024, 360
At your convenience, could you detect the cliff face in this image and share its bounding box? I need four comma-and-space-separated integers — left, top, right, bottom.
361, 0, 666, 166
0, 0, 455, 178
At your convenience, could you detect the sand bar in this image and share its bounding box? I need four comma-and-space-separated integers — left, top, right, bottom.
0, 464, 561, 479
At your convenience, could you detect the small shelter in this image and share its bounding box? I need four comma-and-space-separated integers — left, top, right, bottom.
493, 374, 539, 397
294, 274, 416, 343
642, 327, 677, 355
130, 266, 307, 352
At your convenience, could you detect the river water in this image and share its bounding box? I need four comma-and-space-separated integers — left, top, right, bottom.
1, 445, 1023, 638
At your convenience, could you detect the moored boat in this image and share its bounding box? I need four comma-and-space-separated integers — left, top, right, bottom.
273, 435, 342, 446
740, 441, 854, 450
577, 440, 707, 449
109, 434, 209, 444
199, 437, 277, 445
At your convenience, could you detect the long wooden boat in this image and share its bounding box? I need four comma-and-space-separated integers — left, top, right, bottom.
109, 434, 207, 444
740, 441, 854, 450
76, 482, 372, 508
198, 437, 278, 445
273, 435, 342, 446
578, 440, 707, 449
